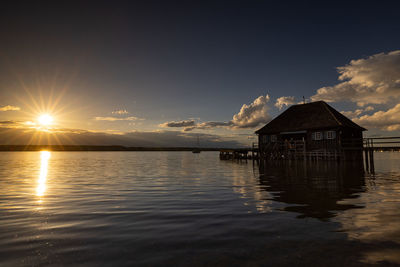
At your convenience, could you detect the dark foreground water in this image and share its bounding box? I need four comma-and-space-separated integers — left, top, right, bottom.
0, 151, 400, 266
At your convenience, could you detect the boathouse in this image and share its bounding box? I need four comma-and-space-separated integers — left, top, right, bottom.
255, 101, 366, 160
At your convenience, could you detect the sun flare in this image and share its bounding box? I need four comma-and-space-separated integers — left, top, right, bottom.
38, 114, 54, 126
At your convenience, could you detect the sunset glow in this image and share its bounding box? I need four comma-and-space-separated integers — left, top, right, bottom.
38, 114, 54, 126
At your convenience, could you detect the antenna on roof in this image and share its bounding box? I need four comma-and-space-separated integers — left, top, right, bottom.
303, 96, 305, 104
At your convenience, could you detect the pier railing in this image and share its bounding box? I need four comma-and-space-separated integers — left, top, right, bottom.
362, 136, 400, 173
363, 136, 400, 151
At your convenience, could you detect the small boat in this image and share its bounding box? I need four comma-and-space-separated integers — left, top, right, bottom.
192, 148, 201, 153
192, 135, 201, 153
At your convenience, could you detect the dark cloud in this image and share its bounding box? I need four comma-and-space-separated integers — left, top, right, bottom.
183, 126, 196, 132
0, 120, 16, 124
159, 120, 196, 128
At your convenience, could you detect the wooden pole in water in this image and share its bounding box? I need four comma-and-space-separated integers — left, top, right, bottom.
364, 139, 369, 172
369, 139, 374, 173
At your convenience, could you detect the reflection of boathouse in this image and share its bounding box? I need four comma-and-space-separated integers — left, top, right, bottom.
259, 160, 365, 220
255, 101, 366, 160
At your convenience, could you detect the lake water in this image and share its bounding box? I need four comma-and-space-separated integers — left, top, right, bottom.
1, 151, 400, 266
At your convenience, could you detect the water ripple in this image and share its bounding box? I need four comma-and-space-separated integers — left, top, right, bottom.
0, 151, 400, 266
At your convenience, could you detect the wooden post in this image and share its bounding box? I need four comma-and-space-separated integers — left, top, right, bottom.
364, 139, 369, 172
369, 139, 374, 173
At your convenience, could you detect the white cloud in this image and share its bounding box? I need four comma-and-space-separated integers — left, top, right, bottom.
231, 95, 271, 128
341, 109, 363, 119
353, 104, 400, 131
364, 106, 374, 112
112, 109, 129, 115
95, 116, 141, 121
311, 50, 400, 106
160, 95, 272, 130
275, 96, 295, 110
341, 106, 375, 119
0, 105, 21, 111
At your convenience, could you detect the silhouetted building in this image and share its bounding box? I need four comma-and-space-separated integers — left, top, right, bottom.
255, 101, 366, 160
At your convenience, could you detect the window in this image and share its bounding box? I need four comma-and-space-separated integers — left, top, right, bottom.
325, 131, 336, 139
270, 135, 277, 142
312, 132, 323, 140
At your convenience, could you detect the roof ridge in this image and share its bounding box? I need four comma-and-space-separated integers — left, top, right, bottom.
322, 102, 342, 126
255, 100, 366, 134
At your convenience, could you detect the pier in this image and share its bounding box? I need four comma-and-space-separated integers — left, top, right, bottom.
220, 137, 400, 174
363, 136, 400, 173
219, 144, 259, 160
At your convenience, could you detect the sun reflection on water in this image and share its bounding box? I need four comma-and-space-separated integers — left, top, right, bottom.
37, 151, 51, 199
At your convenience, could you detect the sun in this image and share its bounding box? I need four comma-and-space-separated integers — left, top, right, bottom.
38, 114, 54, 126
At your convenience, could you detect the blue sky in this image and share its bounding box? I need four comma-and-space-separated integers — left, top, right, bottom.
0, 1, 400, 146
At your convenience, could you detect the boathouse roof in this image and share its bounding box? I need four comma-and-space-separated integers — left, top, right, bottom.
255, 101, 366, 134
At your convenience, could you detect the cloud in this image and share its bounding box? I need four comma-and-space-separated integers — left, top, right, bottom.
159, 120, 196, 128
231, 95, 271, 128
112, 109, 129, 115
161, 120, 234, 131
0, 105, 20, 111
275, 96, 296, 110
183, 127, 196, 132
0, 120, 16, 125
198, 121, 233, 128
341, 109, 363, 119
0, 120, 34, 128
311, 50, 400, 106
352, 104, 400, 131
94, 116, 141, 121
160, 95, 271, 130
341, 106, 374, 119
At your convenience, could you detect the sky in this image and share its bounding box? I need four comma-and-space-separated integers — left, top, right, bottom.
0, 1, 400, 147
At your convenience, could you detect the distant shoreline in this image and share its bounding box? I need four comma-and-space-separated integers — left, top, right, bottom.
0, 145, 238, 152
0, 145, 398, 152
